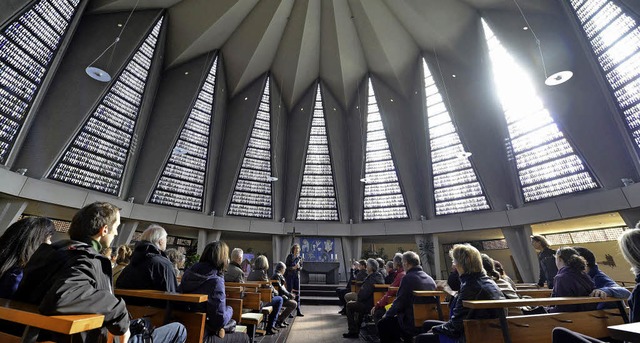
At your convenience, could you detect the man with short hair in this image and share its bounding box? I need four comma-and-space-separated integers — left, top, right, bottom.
343, 258, 385, 338
116, 224, 177, 292
574, 246, 631, 308
531, 235, 558, 289
15, 202, 186, 343
377, 251, 436, 343
225, 248, 245, 283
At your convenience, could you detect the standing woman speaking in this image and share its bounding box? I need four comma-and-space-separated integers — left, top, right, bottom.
285, 244, 304, 316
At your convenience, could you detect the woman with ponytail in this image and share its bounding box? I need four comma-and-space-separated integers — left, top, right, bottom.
550, 247, 596, 313
481, 254, 518, 299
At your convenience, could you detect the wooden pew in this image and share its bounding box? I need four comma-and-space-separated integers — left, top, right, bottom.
0, 298, 104, 343
226, 298, 248, 334
373, 284, 391, 305
226, 286, 243, 300
412, 291, 449, 326
352, 281, 363, 293
462, 297, 628, 343
515, 283, 539, 290
114, 289, 207, 343
516, 289, 552, 298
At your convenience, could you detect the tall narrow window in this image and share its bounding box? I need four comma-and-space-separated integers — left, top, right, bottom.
149, 55, 218, 211
482, 19, 598, 202
48, 17, 163, 195
0, 0, 83, 163
423, 58, 490, 215
228, 77, 273, 218
568, 0, 640, 152
362, 79, 409, 220
296, 84, 339, 221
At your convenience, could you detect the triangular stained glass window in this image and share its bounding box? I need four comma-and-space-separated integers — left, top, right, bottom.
568, 0, 640, 152
0, 0, 83, 164
481, 19, 599, 202
422, 58, 491, 215
296, 84, 339, 221
48, 16, 163, 195
227, 77, 273, 218
362, 79, 409, 220
149, 55, 218, 211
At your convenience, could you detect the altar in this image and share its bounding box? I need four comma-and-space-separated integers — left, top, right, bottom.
301, 262, 340, 284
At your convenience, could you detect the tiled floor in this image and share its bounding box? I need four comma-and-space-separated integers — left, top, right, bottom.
286, 305, 370, 343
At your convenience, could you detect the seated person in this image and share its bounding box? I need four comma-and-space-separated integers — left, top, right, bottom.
574, 246, 631, 308
271, 261, 298, 326
415, 244, 504, 343
179, 241, 250, 343
481, 254, 518, 299
550, 247, 596, 313
343, 258, 385, 338
493, 260, 517, 291
377, 251, 436, 343
14, 202, 186, 343
116, 224, 178, 293
225, 248, 245, 283
371, 253, 406, 322
337, 261, 359, 315
246, 255, 285, 334
384, 261, 396, 284
0, 217, 55, 299
377, 258, 387, 279
618, 228, 640, 322
343, 260, 368, 305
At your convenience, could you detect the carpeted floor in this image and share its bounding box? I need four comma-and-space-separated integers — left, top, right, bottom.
286, 305, 379, 343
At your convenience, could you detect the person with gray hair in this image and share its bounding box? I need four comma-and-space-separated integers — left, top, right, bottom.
343, 258, 385, 338
372, 253, 407, 322
619, 227, 640, 322
116, 224, 178, 295
224, 248, 245, 283
377, 251, 436, 343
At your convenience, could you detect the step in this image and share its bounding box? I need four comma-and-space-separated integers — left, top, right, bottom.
300, 295, 341, 306
302, 289, 339, 297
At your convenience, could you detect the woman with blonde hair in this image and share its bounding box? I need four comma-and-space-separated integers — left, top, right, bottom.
619, 228, 640, 322
416, 244, 504, 343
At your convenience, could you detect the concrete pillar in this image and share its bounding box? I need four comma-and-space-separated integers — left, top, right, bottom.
619, 208, 640, 229
502, 225, 538, 283
272, 235, 283, 265
0, 199, 28, 237
414, 234, 441, 278
113, 221, 138, 247
197, 229, 221, 255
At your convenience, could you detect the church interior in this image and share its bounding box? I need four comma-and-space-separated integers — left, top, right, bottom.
2, 0, 640, 342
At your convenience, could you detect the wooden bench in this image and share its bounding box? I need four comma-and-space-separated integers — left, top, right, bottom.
226, 298, 248, 334
114, 289, 207, 343
412, 290, 449, 326
373, 284, 391, 305
351, 280, 363, 293
462, 297, 629, 343
515, 283, 539, 290
516, 289, 552, 298
0, 298, 104, 343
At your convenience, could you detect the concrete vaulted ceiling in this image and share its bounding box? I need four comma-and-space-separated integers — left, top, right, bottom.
87, 0, 560, 110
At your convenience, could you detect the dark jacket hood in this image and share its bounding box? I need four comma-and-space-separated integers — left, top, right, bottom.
130, 240, 165, 265
180, 262, 220, 293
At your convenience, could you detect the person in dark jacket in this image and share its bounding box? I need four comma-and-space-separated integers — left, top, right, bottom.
247, 255, 285, 333
574, 246, 631, 309
416, 244, 504, 343
337, 261, 360, 314
377, 251, 436, 343
224, 248, 245, 283
271, 261, 298, 325
550, 247, 596, 313
179, 241, 250, 343
531, 235, 558, 289
116, 224, 178, 295
343, 258, 385, 338
384, 261, 396, 284
0, 217, 55, 299
284, 243, 304, 316
14, 202, 186, 343
618, 227, 640, 322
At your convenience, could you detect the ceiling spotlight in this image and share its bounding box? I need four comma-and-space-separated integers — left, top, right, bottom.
622, 178, 635, 187
360, 177, 370, 183
184, 71, 189, 75
244, 97, 248, 100
127, 197, 135, 203
456, 151, 472, 159
209, 211, 215, 216
173, 147, 189, 155
16, 168, 27, 176
86, 66, 112, 83
506, 204, 514, 210
452, 74, 457, 78
390, 98, 394, 102
267, 176, 279, 182
523, 26, 528, 30
117, 23, 123, 27
545, 71, 573, 86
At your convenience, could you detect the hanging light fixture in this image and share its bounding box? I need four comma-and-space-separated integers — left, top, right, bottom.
85, 0, 140, 82
513, 0, 573, 86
